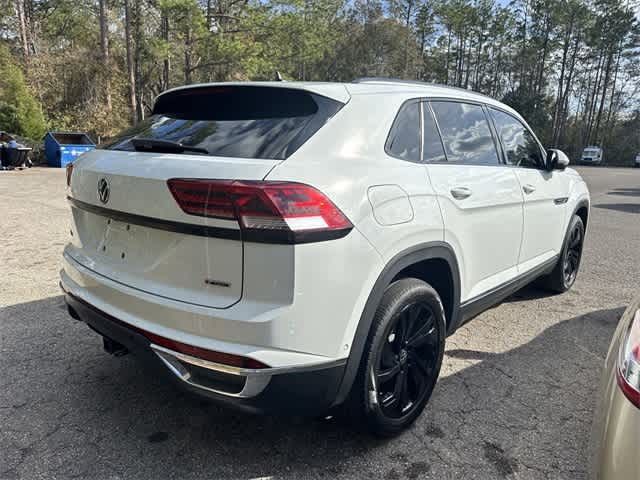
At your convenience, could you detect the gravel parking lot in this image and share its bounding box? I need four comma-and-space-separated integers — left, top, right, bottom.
1, 166, 639, 480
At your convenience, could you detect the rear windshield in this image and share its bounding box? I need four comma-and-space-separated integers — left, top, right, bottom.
104, 86, 344, 160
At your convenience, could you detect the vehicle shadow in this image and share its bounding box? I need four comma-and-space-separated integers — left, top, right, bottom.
502, 283, 555, 302
608, 187, 640, 197
0, 295, 624, 479
594, 203, 640, 214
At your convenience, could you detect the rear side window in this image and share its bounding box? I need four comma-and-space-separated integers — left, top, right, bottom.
104, 86, 344, 160
422, 104, 446, 162
386, 101, 421, 162
430, 101, 500, 165
489, 108, 545, 169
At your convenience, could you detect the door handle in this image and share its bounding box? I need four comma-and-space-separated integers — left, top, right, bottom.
450, 187, 472, 200
523, 184, 536, 194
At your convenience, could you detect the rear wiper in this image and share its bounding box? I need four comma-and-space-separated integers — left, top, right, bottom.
131, 138, 208, 155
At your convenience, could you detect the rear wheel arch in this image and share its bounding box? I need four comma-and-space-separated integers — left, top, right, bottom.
390, 258, 456, 331
332, 242, 460, 407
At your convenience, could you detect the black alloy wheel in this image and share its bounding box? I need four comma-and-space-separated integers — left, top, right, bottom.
374, 302, 439, 419
563, 222, 583, 287
538, 214, 585, 293
347, 278, 446, 436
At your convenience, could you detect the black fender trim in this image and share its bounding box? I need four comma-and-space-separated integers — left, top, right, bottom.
571, 198, 590, 227
331, 241, 461, 407
560, 197, 590, 260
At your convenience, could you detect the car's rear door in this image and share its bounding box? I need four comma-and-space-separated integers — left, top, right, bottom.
488, 107, 568, 272
425, 100, 524, 302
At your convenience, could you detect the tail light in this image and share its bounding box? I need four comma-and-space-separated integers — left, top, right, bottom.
617, 308, 640, 408
66, 163, 74, 187
167, 179, 353, 244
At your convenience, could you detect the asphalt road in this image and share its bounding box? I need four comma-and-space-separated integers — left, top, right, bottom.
1, 166, 639, 480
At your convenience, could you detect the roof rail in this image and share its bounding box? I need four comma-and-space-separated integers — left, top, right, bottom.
351, 77, 493, 100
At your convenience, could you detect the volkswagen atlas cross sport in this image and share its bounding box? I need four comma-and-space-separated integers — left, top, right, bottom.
61, 79, 590, 435
591, 294, 640, 479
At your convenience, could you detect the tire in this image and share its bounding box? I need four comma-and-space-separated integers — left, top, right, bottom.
538, 215, 585, 293
345, 278, 446, 436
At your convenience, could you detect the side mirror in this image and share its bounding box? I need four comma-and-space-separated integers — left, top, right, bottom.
547, 149, 570, 171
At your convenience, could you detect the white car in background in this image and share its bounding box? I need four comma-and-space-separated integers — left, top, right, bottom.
60, 79, 590, 435
581, 146, 604, 165
634, 153, 640, 168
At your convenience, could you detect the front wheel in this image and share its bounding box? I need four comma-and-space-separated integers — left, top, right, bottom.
539, 215, 585, 293
347, 278, 446, 436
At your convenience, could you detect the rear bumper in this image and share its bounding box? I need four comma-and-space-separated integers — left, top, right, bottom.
64, 290, 346, 416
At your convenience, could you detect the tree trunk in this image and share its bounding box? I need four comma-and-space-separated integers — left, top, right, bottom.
133, 0, 144, 121
444, 28, 452, 84
552, 16, 573, 145
593, 49, 614, 145
184, 24, 193, 84
473, 30, 483, 90
463, 35, 472, 88
403, 0, 414, 78
585, 52, 604, 145
603, 40, 623, 142
161, 13, 170, 91
99, 0, 112, 111
124, 0, 137, 124
534, 11, 552, 95
15, 0, 30, 58
558, 30, 580, 145
519, 0, 528, 85
24, 0, 37, 55
456, 31, 464, 86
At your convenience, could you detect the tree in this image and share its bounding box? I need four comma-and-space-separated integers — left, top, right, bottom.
0, 0, 636, 161
0, 44, 46, 139
98, 0, 112, 112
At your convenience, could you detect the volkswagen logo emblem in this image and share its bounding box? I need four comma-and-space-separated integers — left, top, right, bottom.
97, 178, 110, 204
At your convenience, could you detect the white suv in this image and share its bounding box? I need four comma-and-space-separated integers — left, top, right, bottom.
61, 79, 590, 435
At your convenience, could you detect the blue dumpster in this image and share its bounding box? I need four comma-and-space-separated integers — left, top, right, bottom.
44, 132, 95, 168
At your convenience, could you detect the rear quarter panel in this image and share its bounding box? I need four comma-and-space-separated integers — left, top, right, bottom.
266, 93, 445, 357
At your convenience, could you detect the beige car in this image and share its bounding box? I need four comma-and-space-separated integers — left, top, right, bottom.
591, 296, 640, 479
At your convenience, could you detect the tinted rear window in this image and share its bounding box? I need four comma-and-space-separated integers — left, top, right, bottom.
104, 86, 344, 160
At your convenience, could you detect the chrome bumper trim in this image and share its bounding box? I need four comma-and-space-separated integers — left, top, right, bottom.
151, 344, 346, 399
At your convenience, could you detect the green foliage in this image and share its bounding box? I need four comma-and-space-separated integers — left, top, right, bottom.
501, 87, 552, 144
0, 45, 47, 140
0, 0, 637, 161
